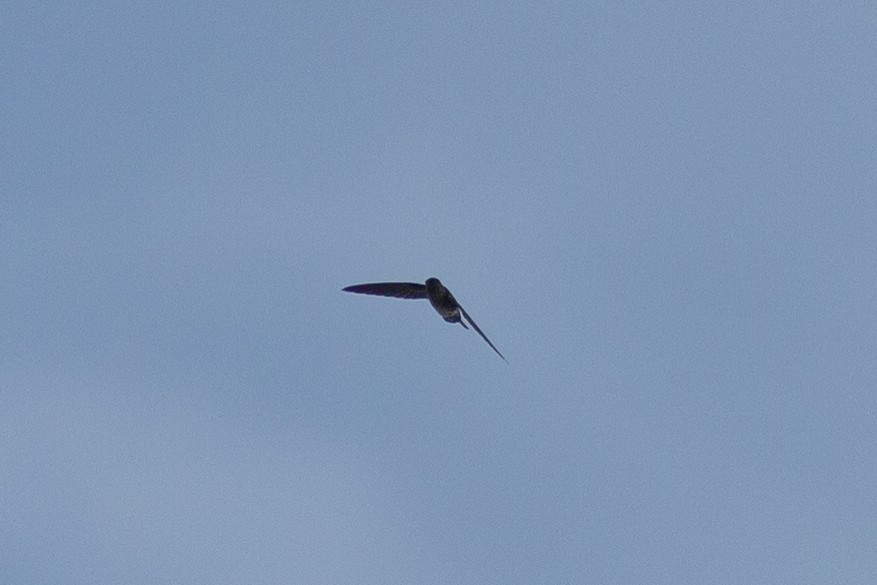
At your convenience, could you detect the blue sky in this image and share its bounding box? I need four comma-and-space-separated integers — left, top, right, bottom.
2, 3, 876, 583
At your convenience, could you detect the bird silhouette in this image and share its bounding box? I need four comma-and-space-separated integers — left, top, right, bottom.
343, 277, 507, 362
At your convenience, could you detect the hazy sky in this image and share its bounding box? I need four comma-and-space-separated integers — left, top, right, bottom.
2, 3, 876, 584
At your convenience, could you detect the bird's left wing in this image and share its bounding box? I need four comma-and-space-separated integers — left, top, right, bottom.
342, 282, 428, 299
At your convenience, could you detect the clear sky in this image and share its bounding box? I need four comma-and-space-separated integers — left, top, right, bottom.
2, 3, 875, 584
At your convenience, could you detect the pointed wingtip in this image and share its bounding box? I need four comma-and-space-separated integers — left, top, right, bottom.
459, 306, 507, 363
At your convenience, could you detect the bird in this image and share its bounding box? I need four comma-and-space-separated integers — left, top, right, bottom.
342, 277, 507, 362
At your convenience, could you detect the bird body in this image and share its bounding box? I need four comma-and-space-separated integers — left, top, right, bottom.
425, 277, 467, 329
343, 277, 506, 361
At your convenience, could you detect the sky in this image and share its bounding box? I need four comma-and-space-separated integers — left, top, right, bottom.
2, 2, 876, 584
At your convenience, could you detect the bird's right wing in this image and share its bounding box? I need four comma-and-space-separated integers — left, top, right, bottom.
459, 306, 507, 362
342, 282, 428, 300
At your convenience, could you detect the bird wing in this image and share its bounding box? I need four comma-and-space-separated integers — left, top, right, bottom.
459, 306, 507, 362
342, 282, 428, 300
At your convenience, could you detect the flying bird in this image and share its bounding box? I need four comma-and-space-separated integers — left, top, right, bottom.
342, 277, 507, 362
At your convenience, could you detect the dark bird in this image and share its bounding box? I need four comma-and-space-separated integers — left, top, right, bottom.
343, 277, 507, 362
